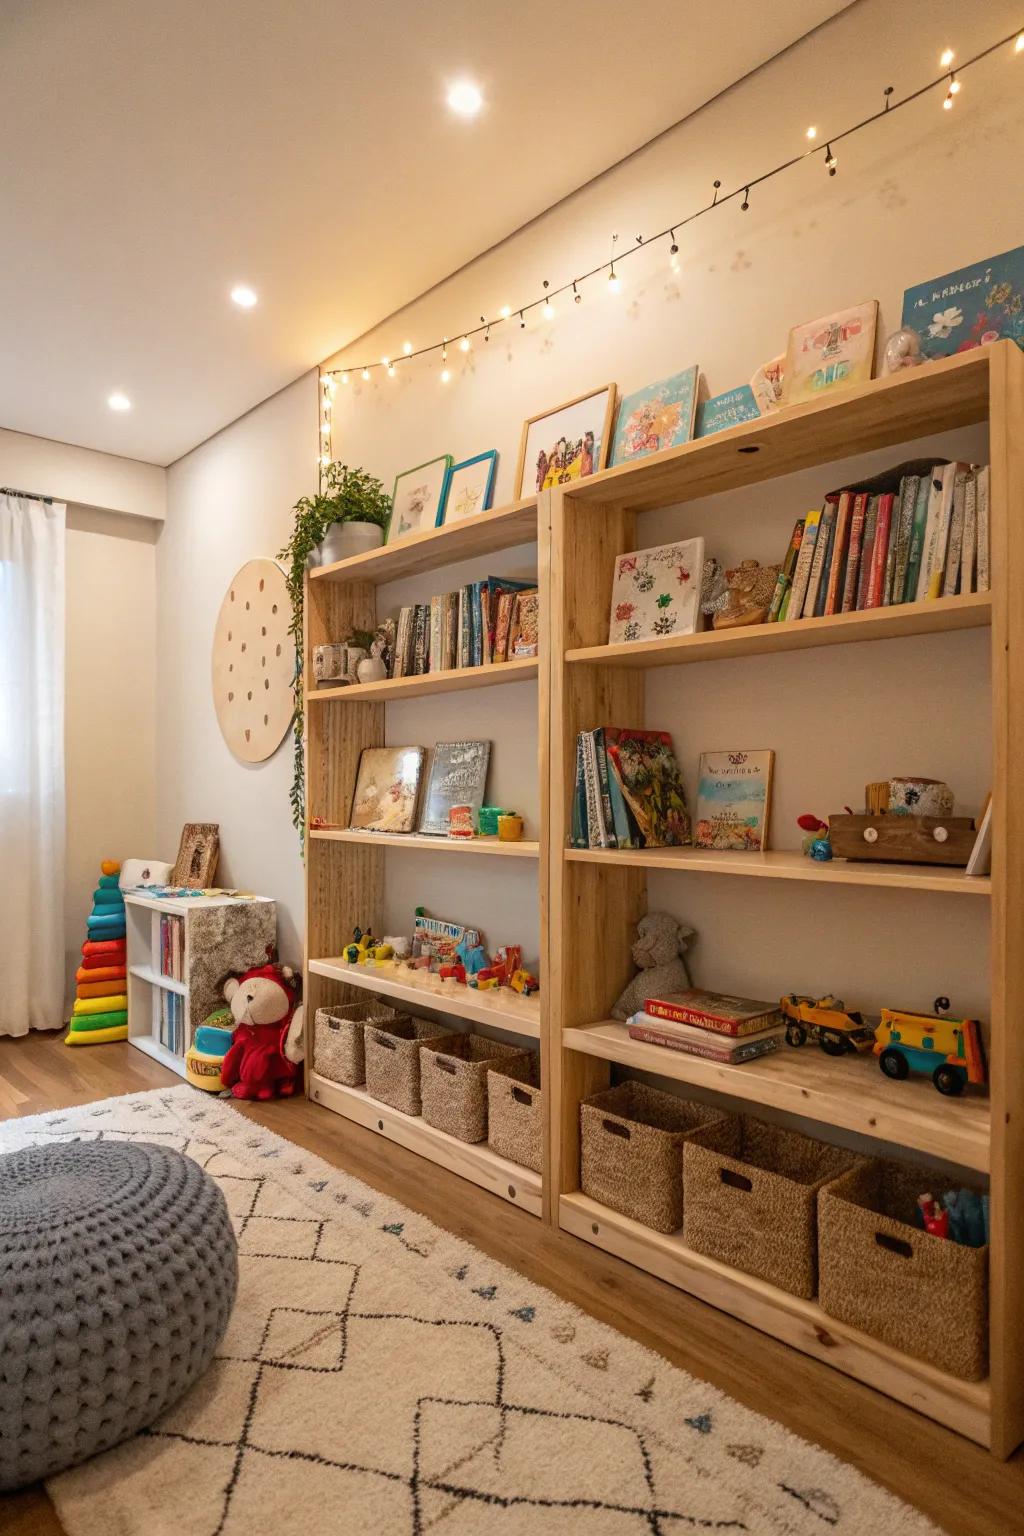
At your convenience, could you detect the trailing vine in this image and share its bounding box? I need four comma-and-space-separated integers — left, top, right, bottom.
278, 461, 392, 847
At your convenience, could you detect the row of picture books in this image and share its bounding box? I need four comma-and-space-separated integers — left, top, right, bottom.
626, 989, 785, 1066
158, 914, 185, 982
157, 990, 186, 1057
770, 460, 991, 623
571, 728, 773, 853
346, 740, 494, 836
392, 576, 538, 678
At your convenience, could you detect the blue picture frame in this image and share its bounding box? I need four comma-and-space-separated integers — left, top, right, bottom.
439, 450, 498, 526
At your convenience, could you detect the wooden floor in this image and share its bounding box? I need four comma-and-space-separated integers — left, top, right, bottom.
2, 1034, 1021, 1536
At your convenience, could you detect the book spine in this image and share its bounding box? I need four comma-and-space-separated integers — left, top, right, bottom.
458, 586, 471, 668
865, 493, 893, 609
943, 468, 968, 596
581, 732, 609, 848
787, 508, 821, 619
882, 488, 901, 605
917, 468, 944, 600
803, 502, 835, 618
926, 465, 957, 599
856, 499, 878, 609
481, 581, 494, 667
627, 1025, 782, 1063
769, 519, 805, 621
840, 493, 867, 613
960, 471, 977, 596
643, 999, 779, 1035
428, 596, 444, 672
904, 474, 933, 602
891, 475, 918, 606
813, 501, 839, 617
570, 735, 587, 848
592, 728, 617, 849
824, 494, 851, 616
976, 466, 990, 592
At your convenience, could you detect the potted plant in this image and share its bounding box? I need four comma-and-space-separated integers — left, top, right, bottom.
278, 462, 392, 841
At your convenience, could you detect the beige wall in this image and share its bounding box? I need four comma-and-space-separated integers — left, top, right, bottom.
2, 427, 165, 521
157, 0, 1023, 971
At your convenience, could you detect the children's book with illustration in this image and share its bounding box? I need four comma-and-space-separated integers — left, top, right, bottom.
349, 746, 425, 833
603, 727, 691, 847
608, 538, 705, 644
643, 987, 783, 1035
694, 749, 773, 852
418, 740, 491, 836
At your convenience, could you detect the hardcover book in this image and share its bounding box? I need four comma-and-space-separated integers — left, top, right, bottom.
625, 1025, 783, 1065
783, 300, 878, 406
902, 245, 1024, 361
418, 740, 491, 836
603, 728, 691, 847
610, 365, 699, 465
643, 987, 783, 1034
508, 590, 539, 658
695, 385, 760, 438
787, 506, 822, 619
840, 493, 868, 612
694, 749, 773, 852
349, 746, 425, 833
628, 1008, 783, 1043
608, 538, 705, 644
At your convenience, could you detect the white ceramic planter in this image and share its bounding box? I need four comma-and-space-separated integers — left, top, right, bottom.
316, 521, 384, 566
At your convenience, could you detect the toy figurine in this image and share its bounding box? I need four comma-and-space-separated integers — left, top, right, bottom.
468, 969, 501, 990
509, 969, 539, 996
448, 804, 475, 838
219, 961, 304, 1101
610, 912, 694, 1022
797, 814, 831, 858
343, 926, 374, 964
368, 942, 394, 965
492, 945, 523, 987
455, 935, 490, 975
439, 962, 466, 984
781, 993, 877, 1056
874, 996, 987, 1096
701, 558, 781, 630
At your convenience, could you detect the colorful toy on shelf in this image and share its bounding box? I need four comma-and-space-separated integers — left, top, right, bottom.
382, 934, 410, 959
468, 969, 501, 990
184, 1005, 235, 1092
874, 997, 987, 1096
509, 969, 539, 996
65, 860, 128, 1047
780, 994, 877, 1056
492, 945, 523, 987
439, 963, 467, 984
343, 926, 374, 964
454, 934, 490, 976
448, 804, 475, 838
219, 959, 305, 1101
610, 912, 694, 1021
368, 943, 394, 965
797, 814, 832, 860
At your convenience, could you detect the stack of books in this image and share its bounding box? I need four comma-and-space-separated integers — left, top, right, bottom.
392, 576, 537, 678
571, 726, 690, 849
627, 988, 785, 1064
767, 461, 990, 623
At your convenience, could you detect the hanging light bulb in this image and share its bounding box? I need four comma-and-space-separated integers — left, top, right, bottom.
320, 421, 331, 437
440, 368, 451, 384
402, 340, 413, 355
387, 363, 396, 378
943, 89, 954, 109
825, 144, 837, 175
573, 281, 581, 305
1016, 32, 1024, 52
519, 310, 526, 328
542, 299, 555, 319
607, 266, 621, 294
500, 304, 511, 319
381, 356, 390, 368
940, 46, 954, 68
459, 335, 470, 352
741, 187, 750, 211
361, 368, 370, 381
948, 72, 961, 94
320, 452, 330, 467
805, 125, 817, 140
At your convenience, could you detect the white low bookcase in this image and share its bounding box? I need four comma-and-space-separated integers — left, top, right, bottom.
125, 890, 276, 1077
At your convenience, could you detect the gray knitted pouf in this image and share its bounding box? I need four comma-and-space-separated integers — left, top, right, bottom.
0, 1139, 238, 1490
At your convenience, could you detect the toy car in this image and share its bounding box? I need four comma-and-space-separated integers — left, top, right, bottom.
873, 997, 986, 1096
438, 963, 466, 984
509, 968, 539, 996
780, 993, 877, 1056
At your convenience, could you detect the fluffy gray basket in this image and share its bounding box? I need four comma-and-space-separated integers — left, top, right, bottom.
580, 1081, 725, 1234
420, 1035, 533, 1143
364, 1016, 457, 1115
314, 1002, 408, 1087
486, 1060, 543, 1171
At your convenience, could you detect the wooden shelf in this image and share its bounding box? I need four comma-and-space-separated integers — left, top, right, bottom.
308, 957, 541, 1038
564, 844, 991, 897
308, 496, 538, 585
559, 1192, 990, 1446
566, 592, 992, 670
564, 348, 993, 514
565, 1021, 990, 1171
129, 964, 187, 996
307, 655, 537, 703
310, 1074, 542, 1217
309, 828, 539, 858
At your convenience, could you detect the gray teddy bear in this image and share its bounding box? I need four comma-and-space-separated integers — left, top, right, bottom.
611, 911, 694, 1021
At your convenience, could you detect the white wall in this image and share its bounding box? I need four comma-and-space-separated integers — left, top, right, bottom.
157, 0, 1023, 979
157, 374, 318, 964
1, 427, 165, 521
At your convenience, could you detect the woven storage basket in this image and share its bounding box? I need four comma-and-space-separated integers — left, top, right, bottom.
487, 1059, 543, 1172
313, 1003, 408, 1087
683, 1116, 859, 1297
818, 1158, 988, 1379
580, 1081, 726, 1234
420, 1035, 533, 1143
364, 1017, 458, 1116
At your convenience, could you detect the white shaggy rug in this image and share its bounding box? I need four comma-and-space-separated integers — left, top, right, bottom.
0, 1087, 941, 1536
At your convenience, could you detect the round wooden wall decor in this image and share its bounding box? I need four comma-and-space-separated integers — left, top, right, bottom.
211, 558, 295, 763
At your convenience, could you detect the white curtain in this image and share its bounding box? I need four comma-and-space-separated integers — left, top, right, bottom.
0, 493, 66, 1035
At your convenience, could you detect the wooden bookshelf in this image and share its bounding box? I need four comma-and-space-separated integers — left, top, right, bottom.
309, 495, 537, 584
546, 344, 1024, 1456
308, 956, 541, 1038
310, 827, 539, 858
307, 655, 537, 703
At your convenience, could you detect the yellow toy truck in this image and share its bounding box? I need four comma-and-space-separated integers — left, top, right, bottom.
873, 996, 986, 1097
780, 993, 877, 1057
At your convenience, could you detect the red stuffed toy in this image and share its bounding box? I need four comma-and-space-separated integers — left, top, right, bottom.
219, 961, 305, 1101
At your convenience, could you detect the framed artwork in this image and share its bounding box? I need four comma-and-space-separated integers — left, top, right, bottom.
440, 451, 497, 525
515, 385, 616, 498
349, 746, 425, 833
902, 245, 1024, 360
388, 456, 452, 544
694, 749, 774, 852
608, 538, 705, 644
695, 385, 760, 438
783, 301, 878, 406
170, 823, 220, 889
609, 366, 698, 466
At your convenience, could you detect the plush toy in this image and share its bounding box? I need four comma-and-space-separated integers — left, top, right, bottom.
611, 912, 695, 1021
219, 961, 305, 1100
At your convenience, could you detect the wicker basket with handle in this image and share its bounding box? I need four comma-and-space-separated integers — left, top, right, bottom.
580, 1081, 726, 1234
364, 1017, 458, 1116
313, 1003, 408, 1088
683, 1116, 860, 1298
486, 1058, 542, 1171
817, 1158, 988, 1379
420, 1035, 533, 1143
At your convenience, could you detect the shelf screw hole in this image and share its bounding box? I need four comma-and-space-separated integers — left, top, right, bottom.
377, 1120, 384, 1131
737, 445, 761, 455
507, 1185, 516, 1198
592, 1222, 600, 1235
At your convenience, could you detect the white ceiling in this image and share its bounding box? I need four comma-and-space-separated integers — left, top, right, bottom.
1, 0, 847, 466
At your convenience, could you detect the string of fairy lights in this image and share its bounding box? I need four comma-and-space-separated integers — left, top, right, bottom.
318, 25, 1024, 465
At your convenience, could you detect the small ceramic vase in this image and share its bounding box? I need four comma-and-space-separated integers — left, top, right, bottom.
356, 655, 387, 684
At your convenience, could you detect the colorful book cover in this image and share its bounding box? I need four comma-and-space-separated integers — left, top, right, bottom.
418, 740, 491, 836
610, 365, 699, 465
783, 301, 878, 406
787, 506, 822, 619
627, 1025, 783, 1064
508, 590, 539, 658
592, 728, 617, 848
903, 475, 933, 602
637, 991, 782, 1036
768, 519, 804, 621
856, 498, 878, 609
960, 471, 978, 595
629, 1011, 784, 1046
802, 501, 835, 617
840, 492, 868, 612
608, 538, 705, 643
823, 495, 852, 616
603, 728, 691, 847
902, 245, 1024, 360
349, 746, 425, 833
864, 493, 893, 609
695, 385, 760, 438
811, 499, 839, 617
493, 590, 516, 663
481, 577, 534, 665
944, 468, 970, 596
750, 354, 785, 415
694, 749, 773, 852
603, 739, 641, 847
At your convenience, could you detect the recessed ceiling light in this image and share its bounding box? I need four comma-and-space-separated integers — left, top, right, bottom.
447, 80, 483, 117
108, 392, 131, 411
230, 284, 258, 308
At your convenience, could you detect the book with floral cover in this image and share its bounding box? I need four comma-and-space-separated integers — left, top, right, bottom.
603, 728, 691, 846
695, 749, 774, 852
608, 538, 705, 645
